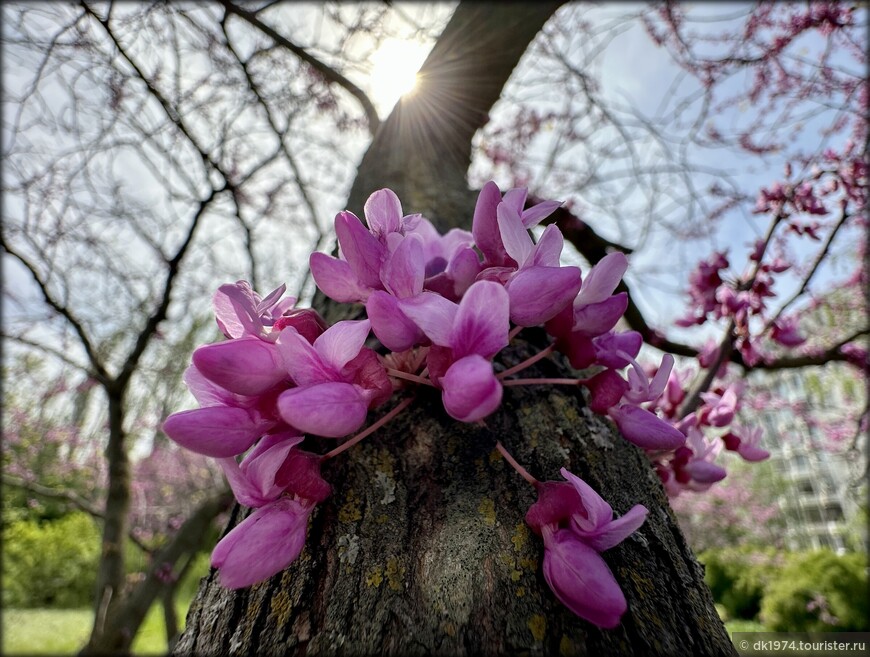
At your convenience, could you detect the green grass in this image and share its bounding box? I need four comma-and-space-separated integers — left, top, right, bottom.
1, 597, 191, 656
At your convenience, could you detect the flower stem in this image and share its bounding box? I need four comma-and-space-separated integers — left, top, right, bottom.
321, 396, 415, 461
386, 368, 436, 387
502, 377, 581, 387
508, 325, 524, 341
495, 441, 538, 485
497, 344, 555, 379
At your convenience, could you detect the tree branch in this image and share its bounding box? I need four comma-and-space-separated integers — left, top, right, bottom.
0, 236, 110, 384
82, 489, 234, 655
1, 473, 153, 554
116, 187, 222, 390
220, 0, 381, 135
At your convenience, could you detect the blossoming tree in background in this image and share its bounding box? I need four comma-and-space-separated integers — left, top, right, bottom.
2, 1, 865, 655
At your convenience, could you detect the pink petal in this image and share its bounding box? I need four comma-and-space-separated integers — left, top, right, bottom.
579, 504, 648, 553
648, 354, 675, 402
364, 188, 403, 237
575, 253, 628, 306
593, 332, 643, 369
309, 252, 369, 303
441, 355, 502, 422
211, 498, 311, 589
182, 365, 237, 407
213, 283, 263, 338
530, 225, 565, 267
572, 292, 628, 337
683, 460, 728, 483
586, 369, 630, 414
399, 292, 458, 347
192, 338, 286, 396
609, 404, 686, 450
381, 233, 425, 298
525, 482, 581, 534
243, 435, 305, 500
445, 247, 482, 298
522, 200, 562, 228
559, 468, 612, 532
506, 265, 582, 326
367, 291, 424, 352
737, 444, 770, 462
542, 528, 627, 628
277, 382, 368, 437
502, 187, 528, 214
335, 211, 385, 290
450, 280, 509, 359
313, 319, 371, 373
496, 202, 533, 266
163, 407, 263, 457
276, 327, 336, 386
256, 283, 289, 313
218, 457, 268, 508
472, 181, 511, 266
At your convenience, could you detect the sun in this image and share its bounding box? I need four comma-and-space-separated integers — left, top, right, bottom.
368, 38, 429, 117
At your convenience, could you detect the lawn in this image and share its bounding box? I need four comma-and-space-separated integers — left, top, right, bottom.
1, 596, 190, 656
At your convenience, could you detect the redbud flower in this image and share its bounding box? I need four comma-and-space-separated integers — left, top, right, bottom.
211, 497, 313, 589
163, 367, 277, 457
732, 425, 770, 462
213, 281, 297, 340
276, 319, 387, 437
541, 526, 627, 629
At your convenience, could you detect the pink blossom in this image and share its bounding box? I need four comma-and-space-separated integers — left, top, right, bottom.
771, 317, 806, 347
213, 281, 298, 340
276, 319, 389, 437
211, 497, 313, 589
732, 425, 770, 462
541, 527, 627, 629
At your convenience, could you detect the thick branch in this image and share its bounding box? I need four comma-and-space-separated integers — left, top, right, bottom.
753, 327, 869, 370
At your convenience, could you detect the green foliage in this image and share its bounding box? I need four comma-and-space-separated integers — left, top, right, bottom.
761, 550, 868, 632
2, 512, 100, 608
700, 546, 785, 620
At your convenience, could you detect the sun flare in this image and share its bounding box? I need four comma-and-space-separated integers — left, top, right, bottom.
369, 38, 429, 117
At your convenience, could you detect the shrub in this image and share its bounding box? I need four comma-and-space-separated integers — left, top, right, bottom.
700, 546, 785, 620
2, 512, 101, 608
761, 550, 868, 632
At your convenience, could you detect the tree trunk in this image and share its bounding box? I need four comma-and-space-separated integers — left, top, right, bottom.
87, 389, 131, 650
175, 3, 736, 655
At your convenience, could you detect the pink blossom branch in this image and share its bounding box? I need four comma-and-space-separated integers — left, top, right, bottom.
764, 206, 852, 334
321, 396, 415, 461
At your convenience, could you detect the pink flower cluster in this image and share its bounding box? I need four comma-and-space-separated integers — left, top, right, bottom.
650, 370, 770, 496
163, 182, 712, 628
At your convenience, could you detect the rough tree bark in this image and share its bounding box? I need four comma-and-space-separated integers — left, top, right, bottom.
175, 3, 737, 655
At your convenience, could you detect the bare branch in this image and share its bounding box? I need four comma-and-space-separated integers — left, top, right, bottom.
220, 0, 381, 135
116, 187, 223, 390
1, 235, 109, 383
1, 473, 153, 554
